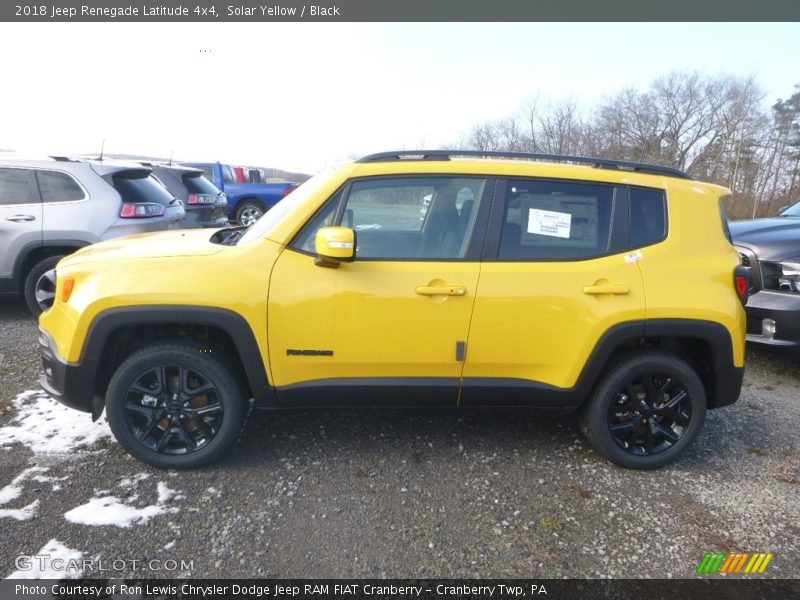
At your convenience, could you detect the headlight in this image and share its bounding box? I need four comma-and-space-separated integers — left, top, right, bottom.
779, 262, 800, 292
762, 261, 800, 292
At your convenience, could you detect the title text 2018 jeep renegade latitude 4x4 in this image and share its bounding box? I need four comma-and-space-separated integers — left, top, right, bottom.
38, 151, 748, 470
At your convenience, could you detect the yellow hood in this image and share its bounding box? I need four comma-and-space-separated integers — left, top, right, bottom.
60, 229, 225, 267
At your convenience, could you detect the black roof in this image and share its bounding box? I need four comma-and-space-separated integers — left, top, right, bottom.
357, 150, 693, 180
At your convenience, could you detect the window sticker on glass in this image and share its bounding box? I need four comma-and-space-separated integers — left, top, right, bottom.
521, 194, 598, 248
527, 208, 571, 238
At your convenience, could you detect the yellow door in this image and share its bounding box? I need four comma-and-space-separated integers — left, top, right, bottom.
268, 176, 488, 406
461, 177, 646, 405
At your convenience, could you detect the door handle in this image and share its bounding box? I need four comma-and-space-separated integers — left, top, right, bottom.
6, 215, 36, 222
582, 284, 630, 295
415, 285, 467, 296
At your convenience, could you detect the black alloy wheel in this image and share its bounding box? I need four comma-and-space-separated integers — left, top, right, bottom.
607, 372, 692, 456
123, 364, 224, 455
106, 342, 246, 469
580, 352, 706, 469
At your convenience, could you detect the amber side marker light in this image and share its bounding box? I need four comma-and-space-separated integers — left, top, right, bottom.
61, 277, 75, 303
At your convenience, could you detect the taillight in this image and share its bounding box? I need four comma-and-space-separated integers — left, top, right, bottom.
187, 194, 215, 205
120, 203, 166, 218
282, 186, 295, 198
734, 265, 750, 305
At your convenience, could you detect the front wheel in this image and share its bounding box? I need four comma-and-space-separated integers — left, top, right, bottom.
105, 342, 246, 469
580, 352, 706, 469
236, 200, 265, 226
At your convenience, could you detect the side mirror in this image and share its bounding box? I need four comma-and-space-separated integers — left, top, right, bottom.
315, 226, 356, 268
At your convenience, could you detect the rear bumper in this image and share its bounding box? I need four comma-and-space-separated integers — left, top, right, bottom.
745, 290, 800, 347
38, 327, 94, 413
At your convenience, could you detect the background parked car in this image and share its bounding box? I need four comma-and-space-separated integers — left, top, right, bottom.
141, 163, 228, 229
731, 200, 800, 347
0, 155, 185, 315
184, 161, 297, 226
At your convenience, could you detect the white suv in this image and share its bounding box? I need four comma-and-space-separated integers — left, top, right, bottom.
0, 155, 185, 314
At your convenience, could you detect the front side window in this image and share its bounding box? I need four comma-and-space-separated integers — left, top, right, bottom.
499, 179, 615, 261
293, 177, 485, 260
36, 170, 86, 203
0, 168, 34, 205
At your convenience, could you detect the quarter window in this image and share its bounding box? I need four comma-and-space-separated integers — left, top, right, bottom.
0, 168, 34, 205
499, 179, 614, 260
629, 187, 667, 248
36, 170, 86, 203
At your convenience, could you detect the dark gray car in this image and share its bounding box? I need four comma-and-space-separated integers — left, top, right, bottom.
0, 155, 185, 315
730, 201, 800, 347
143, 163, 228, 228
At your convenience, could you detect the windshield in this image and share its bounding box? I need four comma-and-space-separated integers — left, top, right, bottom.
238, 166, 336, 245
780, 201, 800, 217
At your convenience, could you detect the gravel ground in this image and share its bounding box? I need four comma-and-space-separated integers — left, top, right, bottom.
0, 294, 798, 579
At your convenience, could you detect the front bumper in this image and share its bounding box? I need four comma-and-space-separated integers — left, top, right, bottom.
38, 327, 95, 413
745, 290, 800, 347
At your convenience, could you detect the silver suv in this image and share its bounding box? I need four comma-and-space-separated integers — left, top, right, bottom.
0, 155, 186, 315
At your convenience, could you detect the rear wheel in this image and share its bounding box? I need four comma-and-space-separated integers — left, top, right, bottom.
580, 352, 706, 469
24, 255, 63, 316
105, 342, 246, 469
236, 200, 265, 226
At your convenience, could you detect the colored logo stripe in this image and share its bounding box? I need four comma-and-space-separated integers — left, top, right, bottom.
697, 552, 773, 574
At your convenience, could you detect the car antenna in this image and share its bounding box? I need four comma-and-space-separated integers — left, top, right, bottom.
98, 138, 105, 162
168, 149, 173, 166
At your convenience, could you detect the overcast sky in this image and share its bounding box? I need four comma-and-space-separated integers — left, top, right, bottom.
1, 22, 798, 174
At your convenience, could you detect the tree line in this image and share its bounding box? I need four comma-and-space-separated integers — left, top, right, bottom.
458, 72, 800, 220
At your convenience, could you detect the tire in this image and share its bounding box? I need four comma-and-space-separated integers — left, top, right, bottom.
579, 351, 706, 469
236, 200, 265, 226
105, 342, 246, 469
24, 255, 63, 316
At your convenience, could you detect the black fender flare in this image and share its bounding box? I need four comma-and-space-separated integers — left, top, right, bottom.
80, 306, 275, 415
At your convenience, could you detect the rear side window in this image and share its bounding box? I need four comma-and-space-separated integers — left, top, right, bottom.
629, 187, 666, 248
0, 168, 34, 205
112, 172, 175, 206
222, 166, 236, 184
183, 173, 221, 195
36, 170, 86, 203
499, 179, 614, 260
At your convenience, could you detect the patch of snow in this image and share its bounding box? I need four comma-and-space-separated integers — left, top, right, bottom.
119, 473, 150, 488
163, 540, 176, 550
0, 390, 111, 454
156, 482, 183, 504
32, 474, 68, 483
0, 467, 48, 505
0, 499, 39, 521
64, 496, 172, 528
6, 539, 84, 579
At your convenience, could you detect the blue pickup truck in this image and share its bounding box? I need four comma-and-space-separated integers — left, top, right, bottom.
184, 162, 297, 226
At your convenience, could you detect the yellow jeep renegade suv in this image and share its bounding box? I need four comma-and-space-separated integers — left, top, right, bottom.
38, 151, 749, 470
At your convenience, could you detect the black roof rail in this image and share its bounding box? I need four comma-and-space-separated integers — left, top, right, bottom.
49, 156, 79, 162
356, 150, 693, 180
